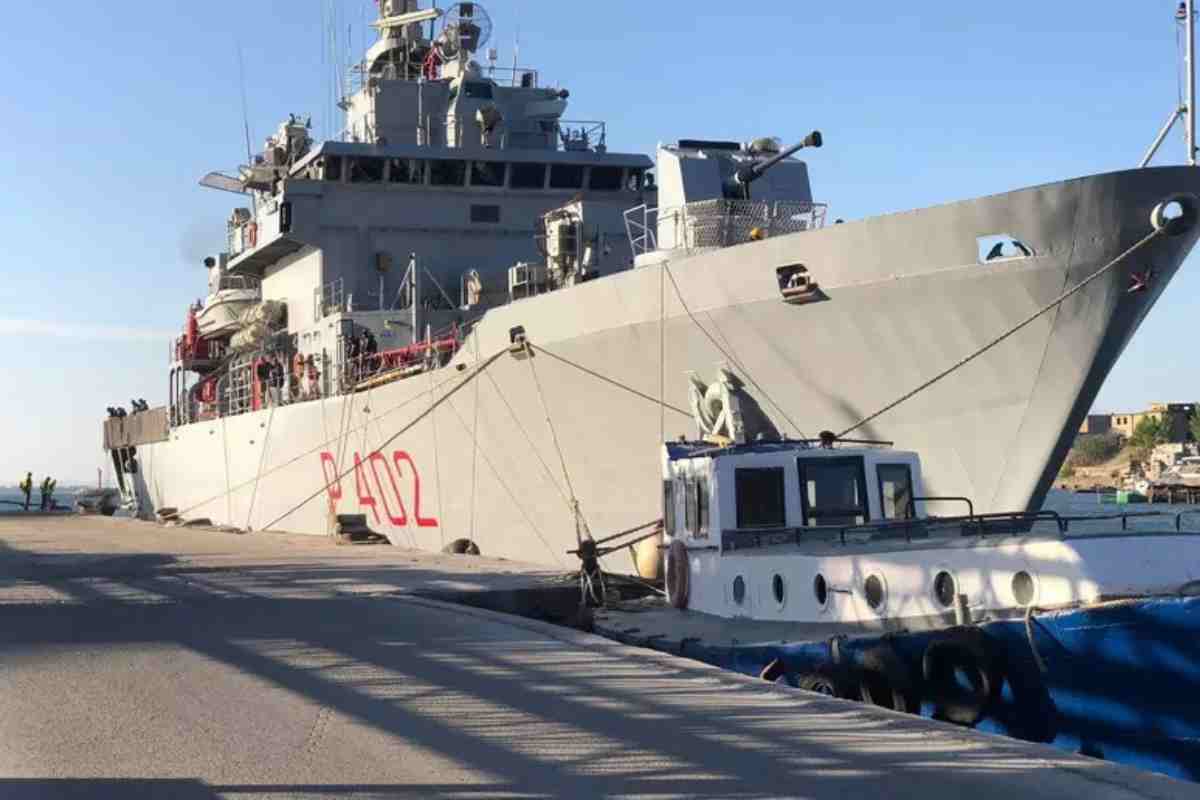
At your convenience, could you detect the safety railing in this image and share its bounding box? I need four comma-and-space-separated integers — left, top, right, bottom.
555, 120, 607, 152
625, 199, 828, 257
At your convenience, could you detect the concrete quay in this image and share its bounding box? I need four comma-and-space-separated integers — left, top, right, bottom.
0, 515, 1190, 799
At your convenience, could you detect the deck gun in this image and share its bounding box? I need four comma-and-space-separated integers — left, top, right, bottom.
729, 131, 822, 198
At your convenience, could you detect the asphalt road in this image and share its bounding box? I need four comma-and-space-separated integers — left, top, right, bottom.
0, 516, 1191, 799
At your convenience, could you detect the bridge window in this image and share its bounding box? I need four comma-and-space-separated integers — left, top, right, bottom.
798, 457, 868, 527
589, 166, 624, 191
462, 82, 495, 99
877, 463, 914, 520
430, 160, 467, 187
470, 204, 501, 223
321, 156, 342, 182
510, 162, 547, 189
735, 467, 786, 529
348, 157, 384, 183
626, 168, 646, 192
470, 161, 507, 187
549, 164, 585, 190
389, 158, 426, 185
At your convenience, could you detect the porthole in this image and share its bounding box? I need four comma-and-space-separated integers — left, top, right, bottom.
1012, 571, 1036, 606
864, 574, 886, 612
732, 575, 746, 605
813, 574, 828, 607
933, 571, 956, 608
772, 574, 786, 606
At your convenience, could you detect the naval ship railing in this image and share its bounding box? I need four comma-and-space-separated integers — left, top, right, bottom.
625, 199, 828, 257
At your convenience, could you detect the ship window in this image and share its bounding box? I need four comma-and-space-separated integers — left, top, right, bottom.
389, 158, 426, 184
462, 81, 494, 99
626, 168, 645, 192
589, 166, 624, 191
877, 464, 914, 520
348, 157, 384, 183
549, 164, 585, 189
978, 233, 1034, 263
510, 162, 547, 189
799, 457, 868, 527
470, 161, 507, 187
663, 480, 676, 535
470, 204, 501, 223
321, 156, 342, 182
697, 475, 709, 538
430, 160, 467, 186
735, 467, 786, 529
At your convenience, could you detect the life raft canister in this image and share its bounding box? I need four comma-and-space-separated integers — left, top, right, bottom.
666, 539, 690, 609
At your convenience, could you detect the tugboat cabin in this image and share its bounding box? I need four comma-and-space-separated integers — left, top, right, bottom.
662, 440, 926, 549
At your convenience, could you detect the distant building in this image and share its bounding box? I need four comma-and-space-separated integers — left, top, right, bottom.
1093, 402, 1198, 442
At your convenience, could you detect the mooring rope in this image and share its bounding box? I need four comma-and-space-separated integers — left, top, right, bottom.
662, 263, 808, 439
528, 343, 692, 418
172, 347, 500, 522
243, 398, 278, 531
525, 341, 590, 546
838, 227, 1165, 437
256, 346, 508, 534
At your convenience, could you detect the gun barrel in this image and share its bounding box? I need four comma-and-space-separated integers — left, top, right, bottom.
737, 130, 823, 185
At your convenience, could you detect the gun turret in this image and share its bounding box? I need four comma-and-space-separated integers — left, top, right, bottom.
732, 131, 823, 190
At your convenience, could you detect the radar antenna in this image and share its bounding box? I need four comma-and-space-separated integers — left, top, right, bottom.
435, 2, 493, 62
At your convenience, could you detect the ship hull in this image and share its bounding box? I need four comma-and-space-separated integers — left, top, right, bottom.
128, 166, 1200, 573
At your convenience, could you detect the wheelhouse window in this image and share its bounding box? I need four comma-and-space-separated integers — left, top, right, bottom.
389, 158, 426, 185
877, 463, 914, 520
429, 160, 467, 186
697, 475, 709, 538
470, 161, 507, 187
510, 162, 547, 189
549, 164, 585, 190
798, 457, 868, 527
588, 166, 624, 191
348, 157, 384, 183
735, 467, 786, 529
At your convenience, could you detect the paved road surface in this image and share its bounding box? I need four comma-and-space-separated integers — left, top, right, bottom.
0, 516, 1190, 799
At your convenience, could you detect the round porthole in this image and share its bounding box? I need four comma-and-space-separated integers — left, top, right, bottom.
813, 574, 828, 608
732, 575, 746, 605
933, 571, 956, 608
864, 574, 886, 612
772, 574, 786, 606
1012, 571, 1036, 606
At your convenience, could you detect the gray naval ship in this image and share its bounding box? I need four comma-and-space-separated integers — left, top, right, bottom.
103, 0, 1200, 575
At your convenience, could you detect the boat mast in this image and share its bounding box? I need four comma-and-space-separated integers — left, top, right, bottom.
1140, 1, 1198, 166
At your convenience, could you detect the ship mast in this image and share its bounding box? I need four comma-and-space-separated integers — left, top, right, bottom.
1141, 0, 1198, 166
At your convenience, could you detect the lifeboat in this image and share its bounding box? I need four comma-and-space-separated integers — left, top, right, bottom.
196, 275, 261, 337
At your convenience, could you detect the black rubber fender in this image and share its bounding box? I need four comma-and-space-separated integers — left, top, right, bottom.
921, 627, 1003, 726
857, 642, 921, 714
666, 539, 690, 609
796, 664, 859, 700
990, 646, 1059, 743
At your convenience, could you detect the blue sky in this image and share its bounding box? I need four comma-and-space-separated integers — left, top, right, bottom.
1, 0, 1196, 482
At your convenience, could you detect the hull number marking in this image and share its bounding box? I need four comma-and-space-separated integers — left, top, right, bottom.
319, 450, 438, 528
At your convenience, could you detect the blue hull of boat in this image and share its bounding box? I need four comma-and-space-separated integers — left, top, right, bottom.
665, 596, 1200, 782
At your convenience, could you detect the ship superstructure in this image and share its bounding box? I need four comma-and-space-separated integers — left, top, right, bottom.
103, 2, 1200, 577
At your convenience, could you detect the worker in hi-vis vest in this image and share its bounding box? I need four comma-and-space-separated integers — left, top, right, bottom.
18, 472, 32, 511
